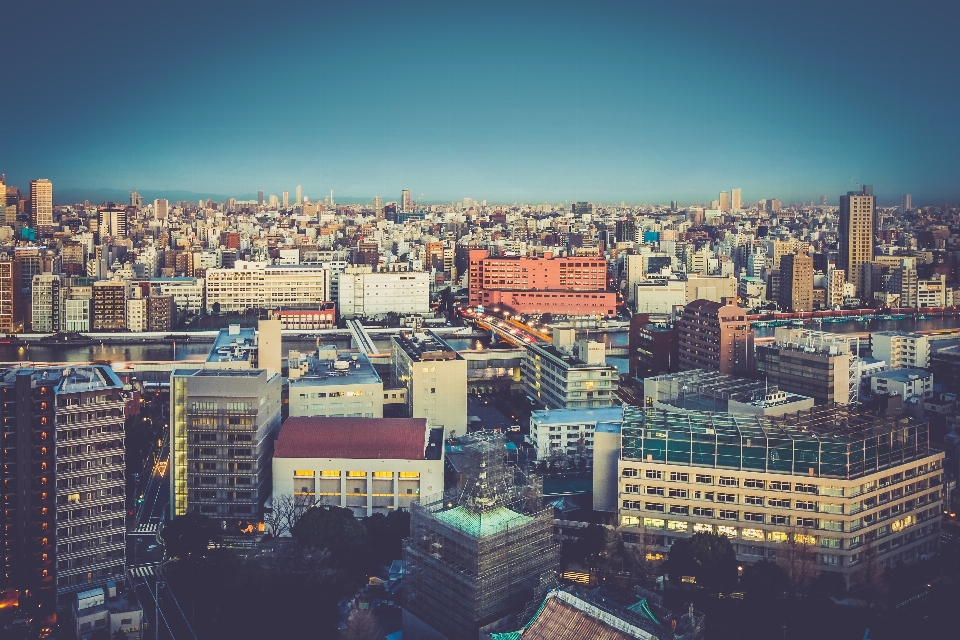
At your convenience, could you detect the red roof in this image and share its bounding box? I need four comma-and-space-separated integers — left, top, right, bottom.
274, 417, 428, 460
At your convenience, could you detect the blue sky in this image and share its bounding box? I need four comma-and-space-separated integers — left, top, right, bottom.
1, 0, 958, 206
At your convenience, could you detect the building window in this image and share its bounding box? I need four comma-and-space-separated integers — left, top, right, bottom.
646, 486, 664, 496
719, 509, 738, 520
645, 502, 665, 512
669, 472, 689, 482
645, 469, 662, 480
695, 474, 713, 484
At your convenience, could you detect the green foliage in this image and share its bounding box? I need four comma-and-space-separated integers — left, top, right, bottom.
663, 532, 738, 591
741, 560, 790, 600
363, 509, 410, 567
808, 571, 847, 599
292, 506, 368, 570
162, 511, 221, 559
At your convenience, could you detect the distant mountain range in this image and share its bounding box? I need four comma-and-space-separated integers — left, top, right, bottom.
54, 188, 373, 206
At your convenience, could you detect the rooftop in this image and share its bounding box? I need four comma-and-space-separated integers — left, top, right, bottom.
0, 364, 123, 393
207, 325, 258, 363
274, 417, 432, 460
393, 331, 462, 362
288, 349, 381, 387
527, 341, 613, 370
434, 505, 533, 538
531, 406, 623, 425
866, 368, 932, 382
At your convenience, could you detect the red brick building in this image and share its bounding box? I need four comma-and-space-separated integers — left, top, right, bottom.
468, 249, 616, 317
676, 297, 754, 375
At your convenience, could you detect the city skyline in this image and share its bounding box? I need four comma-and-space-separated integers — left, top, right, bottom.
2, 1, 959, 204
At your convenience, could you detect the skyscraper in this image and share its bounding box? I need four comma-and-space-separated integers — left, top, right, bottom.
129, 190, 142, 207
718, 191, 730, 212
731, 188, 742, 211
778, 250, 814, 312
839, 186, 875, 299
30, 178, 53, 232
295, 185, 302, 205
900, 193, 912, 214
282, 191, 289, 208
257, 190, 264, 206
373, 195, 383, 216
401, 189, 411, 213
154, 198, 169, 219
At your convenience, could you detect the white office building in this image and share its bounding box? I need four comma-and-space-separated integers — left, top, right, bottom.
288, 348, 385, 418
870, 331, 930, 369
204, 261, 331, 313
529, 406, 623, 463
338, 266, 430, 318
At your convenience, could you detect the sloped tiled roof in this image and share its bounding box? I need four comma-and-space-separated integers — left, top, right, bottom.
521, 597, 638, 640
274, 417, 427, 460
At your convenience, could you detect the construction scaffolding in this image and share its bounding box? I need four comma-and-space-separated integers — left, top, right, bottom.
403, 433, 559, 639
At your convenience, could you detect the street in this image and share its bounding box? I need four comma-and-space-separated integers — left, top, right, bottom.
131, 569, 198, 640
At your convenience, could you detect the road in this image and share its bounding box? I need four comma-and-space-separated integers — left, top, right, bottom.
131, 568, 198, 640
129, 438, 170, 567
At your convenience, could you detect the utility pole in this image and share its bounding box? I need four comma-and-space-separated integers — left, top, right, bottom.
156, 579, 164, 640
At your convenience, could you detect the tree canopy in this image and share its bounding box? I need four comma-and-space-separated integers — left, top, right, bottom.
741, 560, 789, 600
292, 506, 368, 566
662, 532, 738, 591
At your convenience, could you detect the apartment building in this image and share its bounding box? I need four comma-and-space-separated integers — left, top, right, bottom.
866, 369, 933, 401
204, 261, 330, 313
523, 331, 619, 410
676, 298, 754, 375
31, 273, 63, 332
149, 277, 205, 316
169, 368, 282, 522
870, 331, 930, 369
271, 417, 443, 518
617, 405, 944, 588
468, 249, 616, 317
778, 251, 814, 312
91, 281, 128, 331
392, 332, 467, 431
337, 266, 430, 318
0, 366, 127, 613
0, 259, 20, 332
288, 348, 384, 418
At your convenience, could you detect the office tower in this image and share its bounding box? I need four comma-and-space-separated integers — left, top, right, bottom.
282, 191, 289, 208
269, 194, 278, 208
0, 259, 20, 332
170, 368, 282, 522
766, 199, 781, 213
401, 189, 411, 213
756, 328, 857, 404
617, 404, 944, 591
97, 204, 127, 239
731, 188, 742, 211
900, 194, 912, 214
677, 298, 753, 375
838, 186, 875, 298
403, 433, 558, 640
154, 198, 168, 219
670, 200, 679, 211
820, 195, 828, 206
295, 185, 302, 205
718, 191, 730, 213
373, 195, 382, 215
778, 250, 814, 312
615, 218, 636, 243
0, 366, 127, 613
30, 178, 53, 231
257, 190, 264, 206
129, 190, 142, 207
391, 331, 467, 431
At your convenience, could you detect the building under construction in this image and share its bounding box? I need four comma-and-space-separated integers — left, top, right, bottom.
403, 433, 559, 640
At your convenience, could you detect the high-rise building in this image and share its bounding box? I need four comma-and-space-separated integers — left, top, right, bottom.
778, 250, 814, 312
129, 190, 142, 207
677, 298, 753, 375
91, 281, 129, 330
731, 188, 742, 211
401, 189, 411, 213
372, 195, 382, 216
295, 185, 302, 205
900, 194, 912, 214
170, 368, 282, 522
31, 274, 63, 332
718, 191, 730, 213
30, 178, 53, 232
97, 204, 127, 239
0, 365, 127, 613
154, 198, 168, 219
269, 194, 278, 208
392, 331, 467, 431
756, 328, 858, 404
820, 195, 828, 206
839, 186, 875, 298
282, 191, 289, 208
0, 259, 21, 332
403, 434, 558, 640
257, 190, 264, 206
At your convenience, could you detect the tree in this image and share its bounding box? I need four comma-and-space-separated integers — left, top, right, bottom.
363, 509, 411, 567
852, 546, 887, 602
292, 506, 368, 573
266, 494, 315, 538
161, 511, 221, 560
212, 301, 221, 315
662, 532, 738, 591
808, 570, 846, 599
741, 560, 790, 600
340, 608, 383, 640
778, 528, 818, 595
